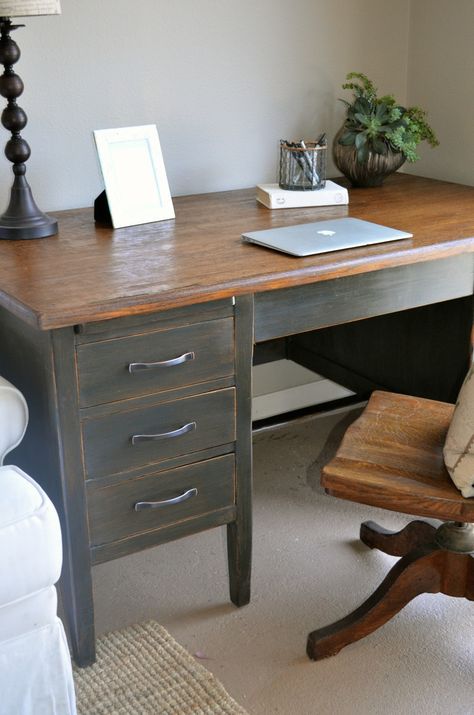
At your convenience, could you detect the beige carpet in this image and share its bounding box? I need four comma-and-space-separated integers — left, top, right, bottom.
90, 408, 474, 715
73, 620, 248, 714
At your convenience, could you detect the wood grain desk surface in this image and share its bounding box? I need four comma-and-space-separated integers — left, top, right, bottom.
0, 174, 472, 330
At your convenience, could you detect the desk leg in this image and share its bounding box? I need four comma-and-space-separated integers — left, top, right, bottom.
228, 295, 254, 606
51, 330, 96, 667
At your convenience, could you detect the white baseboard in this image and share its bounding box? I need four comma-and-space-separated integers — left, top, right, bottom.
252, 360, 354, 421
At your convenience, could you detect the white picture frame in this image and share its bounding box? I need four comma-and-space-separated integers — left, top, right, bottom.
93, 124, 175, 229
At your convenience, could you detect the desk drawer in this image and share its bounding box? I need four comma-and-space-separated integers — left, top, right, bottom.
82, 388, 236, 479
77, 317, 234, 407
87, 454, 235, 547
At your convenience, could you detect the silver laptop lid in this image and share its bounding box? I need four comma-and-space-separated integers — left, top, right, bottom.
242, 217, 412, 256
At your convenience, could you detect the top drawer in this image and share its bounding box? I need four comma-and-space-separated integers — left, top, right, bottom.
77, 318, 234, 407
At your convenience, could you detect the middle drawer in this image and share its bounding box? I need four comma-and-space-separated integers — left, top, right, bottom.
82, 388, 236, 480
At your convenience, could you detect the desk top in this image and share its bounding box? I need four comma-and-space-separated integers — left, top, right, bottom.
0, 174, 473, 330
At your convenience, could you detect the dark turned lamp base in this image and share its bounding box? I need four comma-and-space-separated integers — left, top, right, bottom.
0, 171, 57, 239
0, 18, 58, 240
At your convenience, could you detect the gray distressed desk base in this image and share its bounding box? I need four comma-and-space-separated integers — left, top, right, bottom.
0, 253, 472, 666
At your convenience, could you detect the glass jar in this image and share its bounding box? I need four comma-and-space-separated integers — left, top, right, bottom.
279, 139, 326, 191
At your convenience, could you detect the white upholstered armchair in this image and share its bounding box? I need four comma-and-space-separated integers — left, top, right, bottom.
0, 376, 76, 715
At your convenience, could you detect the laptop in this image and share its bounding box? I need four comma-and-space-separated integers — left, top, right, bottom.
241, 217, 412, 257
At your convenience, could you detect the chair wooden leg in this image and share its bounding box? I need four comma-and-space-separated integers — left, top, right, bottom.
307, 544, 444, 661
360, 520, 437, 556
465, 554, 474, 601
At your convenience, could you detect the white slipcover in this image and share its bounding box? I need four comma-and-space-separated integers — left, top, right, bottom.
0, 377, 76, 715
0, 375, 28, 463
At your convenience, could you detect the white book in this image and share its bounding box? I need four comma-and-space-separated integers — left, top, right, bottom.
256, 180, 349, 209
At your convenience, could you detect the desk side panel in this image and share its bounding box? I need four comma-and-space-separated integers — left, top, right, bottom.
0, 306, 95, 666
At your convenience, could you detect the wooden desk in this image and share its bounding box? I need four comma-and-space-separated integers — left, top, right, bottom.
0, 174, 472, 666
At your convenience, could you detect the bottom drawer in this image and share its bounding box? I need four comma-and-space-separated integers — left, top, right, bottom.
87, 454, 235, 547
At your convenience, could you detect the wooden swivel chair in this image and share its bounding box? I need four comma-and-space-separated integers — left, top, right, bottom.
307, 390, 474, 661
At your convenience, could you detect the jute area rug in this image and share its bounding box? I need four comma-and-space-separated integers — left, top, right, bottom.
73, 620, 249, 715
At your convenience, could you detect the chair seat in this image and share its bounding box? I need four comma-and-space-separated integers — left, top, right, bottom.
322, 391, 474, 523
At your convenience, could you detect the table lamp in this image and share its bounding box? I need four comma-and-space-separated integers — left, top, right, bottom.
0, 1, 61, 240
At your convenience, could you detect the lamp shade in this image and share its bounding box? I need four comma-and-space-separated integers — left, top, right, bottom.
0, 1, 60, 16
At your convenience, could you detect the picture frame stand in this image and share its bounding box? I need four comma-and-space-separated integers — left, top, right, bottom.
93, 190, 112, 226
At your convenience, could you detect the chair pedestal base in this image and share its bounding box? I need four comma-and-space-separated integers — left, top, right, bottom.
307, 520, 474, 661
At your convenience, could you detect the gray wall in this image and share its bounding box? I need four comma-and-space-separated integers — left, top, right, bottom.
406, 0, 474, 186
3, 0, 410, 211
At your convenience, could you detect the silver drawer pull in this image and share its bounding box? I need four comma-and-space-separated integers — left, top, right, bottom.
134, 487, 198, 511
129, 352, 195, 373
131, 421, 196, 445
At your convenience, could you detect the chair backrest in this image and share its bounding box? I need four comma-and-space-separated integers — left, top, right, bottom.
0, 376, 28, 466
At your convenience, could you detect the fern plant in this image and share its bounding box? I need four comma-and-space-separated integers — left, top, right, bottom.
338, 72, 439, 163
